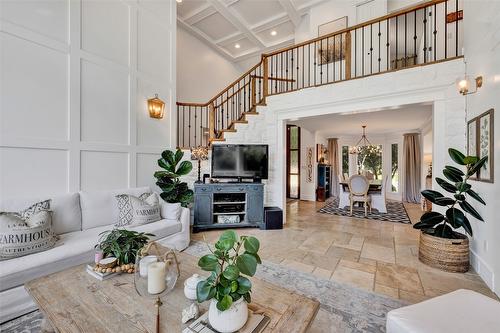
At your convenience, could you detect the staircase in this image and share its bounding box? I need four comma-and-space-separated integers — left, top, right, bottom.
176, 0, 463, 150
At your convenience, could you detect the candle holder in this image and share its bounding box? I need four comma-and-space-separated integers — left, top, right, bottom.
134, 242, 179, 333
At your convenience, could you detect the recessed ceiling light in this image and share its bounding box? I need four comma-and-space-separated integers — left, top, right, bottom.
270, 30, 277, 36
234, 43, 241, 49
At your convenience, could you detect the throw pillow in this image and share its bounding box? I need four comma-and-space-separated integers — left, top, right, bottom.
159, 200, 181, 221
115, 192, 161, 227
0, 210, 57, 260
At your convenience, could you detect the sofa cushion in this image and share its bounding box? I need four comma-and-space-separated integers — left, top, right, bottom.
79, 187, 150, 230
0, 193, 81, 235
0, 218, 181, 291
159, 199, 182, 221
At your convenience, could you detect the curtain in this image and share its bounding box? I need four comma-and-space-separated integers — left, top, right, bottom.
328, 138, 339, 197
402, 133, 422, 203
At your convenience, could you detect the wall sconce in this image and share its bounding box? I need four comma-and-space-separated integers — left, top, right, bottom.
457, 76, 483, 95
148, 94, 165, 119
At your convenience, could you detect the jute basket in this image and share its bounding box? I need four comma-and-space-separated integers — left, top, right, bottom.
418, 231, 469, 273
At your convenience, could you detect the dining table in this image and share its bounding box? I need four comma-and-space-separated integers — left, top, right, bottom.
340, 179, 382, 193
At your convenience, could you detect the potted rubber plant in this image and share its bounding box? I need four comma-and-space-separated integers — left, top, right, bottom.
154, 148, 194, 207
196, 231, 261, 333
413, 148, 487, 273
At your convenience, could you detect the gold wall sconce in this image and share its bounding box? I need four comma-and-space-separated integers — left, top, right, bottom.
148, 94, 165, 119
457, 76, 483, 95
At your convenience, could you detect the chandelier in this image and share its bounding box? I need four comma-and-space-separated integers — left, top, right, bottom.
349, 125, 372, 154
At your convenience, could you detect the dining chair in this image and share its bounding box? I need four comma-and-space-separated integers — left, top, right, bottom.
348, 175, 371, 217
370, 175, 389, 213
338, 182, 350, 210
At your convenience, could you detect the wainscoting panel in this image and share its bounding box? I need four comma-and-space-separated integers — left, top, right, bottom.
0, 147, 69, 197
80, 59, 130, 144
0, 33, 69, 142
80, 151, 129, 191
0, 0, 176, 201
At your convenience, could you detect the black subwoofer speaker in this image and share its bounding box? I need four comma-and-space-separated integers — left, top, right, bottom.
262, 206, 283, 230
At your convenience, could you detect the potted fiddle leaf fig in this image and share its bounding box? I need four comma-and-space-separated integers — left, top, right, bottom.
196, 231, 261, 333
414, 148, 487, 273
154, 148, 194, 207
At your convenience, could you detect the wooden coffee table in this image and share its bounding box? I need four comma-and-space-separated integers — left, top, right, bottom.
25, 247, 319, 332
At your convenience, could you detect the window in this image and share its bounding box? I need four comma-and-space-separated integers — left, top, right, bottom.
391, 143, 399, 192
357, 145, 382, 180
342, 146, 349, 178
287, 126, 300, 199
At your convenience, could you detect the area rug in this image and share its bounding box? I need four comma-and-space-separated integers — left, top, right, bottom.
318, 197, 411, 224
1, 241, 408, 333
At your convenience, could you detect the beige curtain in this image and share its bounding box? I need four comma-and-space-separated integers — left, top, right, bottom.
328, 138, 339, 197
402, 133, 422, 203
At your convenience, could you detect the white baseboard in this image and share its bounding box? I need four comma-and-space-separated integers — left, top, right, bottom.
470, 249, 495, 293
299, 195, 316, 201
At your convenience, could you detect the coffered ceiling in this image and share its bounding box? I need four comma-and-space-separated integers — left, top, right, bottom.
177, 0, 327, 62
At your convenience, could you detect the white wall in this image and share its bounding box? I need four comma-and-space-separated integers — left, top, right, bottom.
462, 0, 500, 295
177, 26, 243, 103
0, 0, 176, 199
299, 127, 316, 201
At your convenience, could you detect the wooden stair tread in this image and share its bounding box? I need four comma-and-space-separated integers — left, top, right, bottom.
221, 129, 237, 133
242, 111, 259, 115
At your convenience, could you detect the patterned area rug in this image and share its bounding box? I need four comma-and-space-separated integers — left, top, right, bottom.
318, 197, 411, 224
1, 241, 408, 333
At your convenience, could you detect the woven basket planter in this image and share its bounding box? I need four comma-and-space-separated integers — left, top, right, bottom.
418, 231, 469, 273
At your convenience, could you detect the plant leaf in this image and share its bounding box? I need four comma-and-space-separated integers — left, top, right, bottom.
196, 280, 212, 302
459, 201, 484, 221
420, 211, 445, 225
217, 295, 233, 311
443, 168, 463, 182
434, 197, 456, 206
463, 156, 478, 165
467, 156, 488, 176
161, 150, 175, 165
466, 189, 485, 205
198, 254, 219, 271
448, 148, 466, 165
444, 165, 465, 176
220, 230, 238, 244
434, 224, 454, 238
236, 276, 252, 294
446, 207, 464, 229
243, 236, 260, 254
435, 177, 457, 193
154, 170, 178, 179
174, 149, 184, 164
176, 160, 193, 176
223, 265, 240, 281
421, 190, 444, 204
236, 253, 258, 276
460, 216, 473, 237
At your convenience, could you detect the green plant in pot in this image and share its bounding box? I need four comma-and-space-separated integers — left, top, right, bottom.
154, 148, 193, 208
413, 148, 487, 273
196, 231, 261, 333
96, 229, 153, 265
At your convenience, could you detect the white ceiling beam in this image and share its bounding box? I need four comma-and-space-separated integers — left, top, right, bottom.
184, 6, 217, 25
206, 0, 265, 48
177, 18, 235, 62
278, 0, 301, 27
234, 36, 295, 62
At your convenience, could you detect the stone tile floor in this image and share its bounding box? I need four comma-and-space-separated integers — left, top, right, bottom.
193, 200, 498, 303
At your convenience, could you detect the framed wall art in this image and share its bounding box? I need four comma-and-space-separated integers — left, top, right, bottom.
467, 109, 494, 183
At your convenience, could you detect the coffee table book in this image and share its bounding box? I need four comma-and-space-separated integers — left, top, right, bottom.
85, 264, 118, 281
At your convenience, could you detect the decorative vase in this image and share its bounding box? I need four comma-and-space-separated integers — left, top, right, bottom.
418, 231, 469, 273
208, 297, 248, 333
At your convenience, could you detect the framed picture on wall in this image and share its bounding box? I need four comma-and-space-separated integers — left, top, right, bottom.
317, 16, 348, 65
478, 109, 494, 182
467, 117, 478, 179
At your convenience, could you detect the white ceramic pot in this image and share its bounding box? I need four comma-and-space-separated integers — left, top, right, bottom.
208, 297, 248, 333
184, 274, 205, 300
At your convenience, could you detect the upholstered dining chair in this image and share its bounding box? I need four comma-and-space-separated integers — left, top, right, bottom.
348, 175, 371, 217
370, 175, 389, 213
338, 181, 350, 210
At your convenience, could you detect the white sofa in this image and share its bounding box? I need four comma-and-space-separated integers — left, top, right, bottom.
0, 186, 190, 323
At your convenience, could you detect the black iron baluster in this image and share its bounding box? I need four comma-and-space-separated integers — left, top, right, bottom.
326, 38, 329, 83
396, 16, 398, 69
405, 13, 407, 67
386, 19, 390, 70
414, 10, 417, 65
188, 106, 191, 147
424, 7, 427, 63
433, 4, 437, 61
333, 35, 336, 81
378, 21, 381, 72
319, 39, 323, 84
296, 48, 299, 89
362, 26, 365, 76
445, 0, 448, 58
370, 24, 373, 74
340, 33, 343, 79
302, 46, 304, 89
308, 43, 311, 87
354, 28, 357, 77
314, 41, 317, 84
455, 0, 458, 56
194, 106, 197, 146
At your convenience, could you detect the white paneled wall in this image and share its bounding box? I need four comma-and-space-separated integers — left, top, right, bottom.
0, 0, 176, 199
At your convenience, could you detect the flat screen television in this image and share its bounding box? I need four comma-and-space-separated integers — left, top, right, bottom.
211, 144, 269, 180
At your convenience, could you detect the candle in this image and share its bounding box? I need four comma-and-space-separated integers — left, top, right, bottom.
94, 250, 103, 264
139, 255, 158, 277
148, 261, 166, 294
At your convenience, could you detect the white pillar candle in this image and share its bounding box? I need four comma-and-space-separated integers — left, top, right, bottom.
139, 255, 157, 277
147, 261, 166, 294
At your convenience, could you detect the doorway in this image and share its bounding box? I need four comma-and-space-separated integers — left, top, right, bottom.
286, 125, 301, 199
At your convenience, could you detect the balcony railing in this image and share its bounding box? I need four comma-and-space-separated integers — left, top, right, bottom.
177, 0, 463, 149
